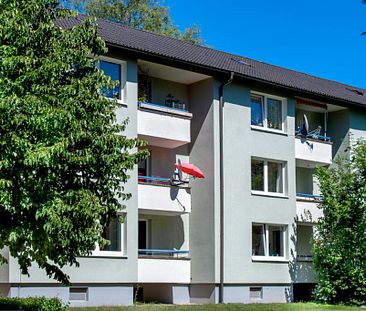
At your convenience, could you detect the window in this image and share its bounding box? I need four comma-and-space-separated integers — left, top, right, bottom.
100, 218, 121, 252
297, 225, 313, 260
92, 215, 126, 256
69, 288, 88, 301
250, 287, 263, 300
99, 59, 125, 101
251, 93, 285, 131
252, 224, 287, 260
251, 158, 285, 195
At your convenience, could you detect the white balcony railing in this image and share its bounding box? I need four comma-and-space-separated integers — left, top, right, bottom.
296, 198, 323, 223
138, 258, 190, 283
137, 102, 192, 149
295, 137, 332, 166
138, 176, 191, 214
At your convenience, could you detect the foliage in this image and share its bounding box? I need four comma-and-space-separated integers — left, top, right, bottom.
313, 141, 366, 305
0, 0, 147, 284
65, 0, 204, 45
0, 297, 66, 311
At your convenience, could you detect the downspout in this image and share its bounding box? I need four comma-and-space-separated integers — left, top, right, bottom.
218, 72, 234, 303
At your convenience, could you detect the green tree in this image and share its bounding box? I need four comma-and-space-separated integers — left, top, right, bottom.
313, 141, 366, 305
65, 0, 204, 45
0, 0, 147, 284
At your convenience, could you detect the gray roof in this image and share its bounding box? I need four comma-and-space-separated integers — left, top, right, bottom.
57, 14, 366, 107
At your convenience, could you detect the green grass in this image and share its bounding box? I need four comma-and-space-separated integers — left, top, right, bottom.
69, 303, 362, 311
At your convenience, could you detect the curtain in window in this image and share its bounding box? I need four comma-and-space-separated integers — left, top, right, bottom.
251, 95, 264, 126
251, 159, 264, 191
267, 98, 282, 130
268, 162, 283, 193
252, 225, 265, 256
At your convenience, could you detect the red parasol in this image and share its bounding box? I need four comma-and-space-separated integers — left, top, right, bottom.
175, 162, 205, 178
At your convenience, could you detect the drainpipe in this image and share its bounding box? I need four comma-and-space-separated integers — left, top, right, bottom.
218, 72, 234, 303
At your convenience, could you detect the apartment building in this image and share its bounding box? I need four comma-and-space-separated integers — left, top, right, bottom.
1, 15, 366, 307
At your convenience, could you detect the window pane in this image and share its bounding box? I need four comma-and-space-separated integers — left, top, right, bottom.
100, 60, 121, 99
101, 219, 121, 251
251, 95, 264, 126
268, 162, 283, 193
268, 226, 284, 256
252, 225, 265, 256
251, 159, 264, 191
267, 98, 282, 130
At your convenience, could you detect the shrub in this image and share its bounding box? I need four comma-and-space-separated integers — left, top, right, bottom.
0, 297, 67, 311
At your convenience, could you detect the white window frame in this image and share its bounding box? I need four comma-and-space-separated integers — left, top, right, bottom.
99, 56, 127, 105
251, 157, 286, 197
250, 91, 287, 134
92, 213, 127, 257
252, 223, 288, 262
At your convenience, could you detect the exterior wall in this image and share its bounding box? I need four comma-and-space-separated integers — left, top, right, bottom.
296, 168, 320, 196
138, 214, 189, 251
148, 145, 189, 178
349, 108, 366, 144
150, 77, 189, 108
9, 285, 133, 307
222, 83, 296, 286
223, 285, 291, 303
189, 78, 219, 285
327, 109, 350, 160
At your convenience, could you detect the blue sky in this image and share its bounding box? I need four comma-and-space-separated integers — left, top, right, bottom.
164, 0, 366, 89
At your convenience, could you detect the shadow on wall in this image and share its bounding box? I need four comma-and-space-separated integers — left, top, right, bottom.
170, 186, 191, 213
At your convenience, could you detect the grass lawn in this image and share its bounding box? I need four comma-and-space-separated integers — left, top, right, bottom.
69, 303, 361, 311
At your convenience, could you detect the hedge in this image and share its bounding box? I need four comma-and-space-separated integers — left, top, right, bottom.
0, 297, 67, 311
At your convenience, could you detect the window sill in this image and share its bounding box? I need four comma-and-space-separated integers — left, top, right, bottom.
251, 125, 288, 136
252, 256, 288, 263
251, 191, 289, 199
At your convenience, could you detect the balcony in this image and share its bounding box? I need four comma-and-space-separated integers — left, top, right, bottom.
138, 175, 191, 214
138, 102, 192, 149
295, 137, 332, 167
138, 257, 190, 283
296, 194, 323, 223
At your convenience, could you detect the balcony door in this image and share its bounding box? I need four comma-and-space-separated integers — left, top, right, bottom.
138, 220, 149, 250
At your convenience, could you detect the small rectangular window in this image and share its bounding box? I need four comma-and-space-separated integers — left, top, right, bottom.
251, 159, 264, 191
251, 95, 264, 127
69, 287, 88, 301
251, 158, 285, 195
101, 218, 121, 252
100, 60, 122, 99
250, 287, 263, 299
250, 93, 285, 132
252, 224, 265, 256
268, 162, 283, 193
252, 223, 287, 260
267, 98, 282, 130
268, 225, 284, 257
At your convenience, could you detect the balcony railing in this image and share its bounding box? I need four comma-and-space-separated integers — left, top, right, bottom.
138, 249, 189, 258
138, 175, 171, 186
138, 101, 188, 113
295, 130, 331, 142
296, 192, 323, 201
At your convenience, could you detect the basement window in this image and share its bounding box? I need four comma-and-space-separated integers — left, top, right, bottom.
69, 287, 88, 301
250, 287, 263, 300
